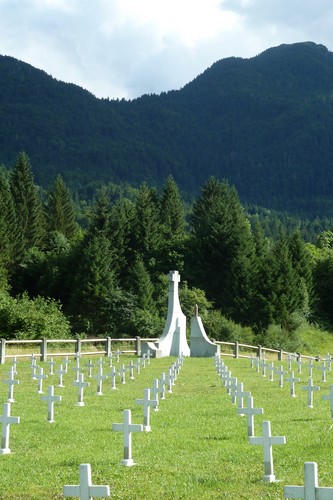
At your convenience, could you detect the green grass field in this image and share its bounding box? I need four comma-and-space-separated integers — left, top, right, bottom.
1, 352, 333, 499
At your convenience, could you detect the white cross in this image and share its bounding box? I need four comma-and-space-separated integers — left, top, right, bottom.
159, 373, 166, 400
134, 359, 141, 375
284, 462, 333, 499
0, 402, 20, 454
237, 395, 263, 437
268, 362, 275, 381
296, 357, 303, 374
63, 463, 110, 499
112, 409, 143, 466
85, 359, 94, 378
235, 382, 250, 415
307, 358, 315, 377
115, 349, 121, 362
4, 366, 19, 403
165, 368, 173, 393
226, 376, 237, 398
46, 357, 56, 375
275, 365, 288, 388
93, 367, 108, 395
73, 373, 90, 406
36, 366, 48, 394
30, 357, 38, 379
322, 385, 333, 418
73, 358, 82, 382
118, 364, 126, 384
108, 366, 117, 390
150, 379, 163, 411
127, 360, 135, 380
41, 385, 62, 422
56, 364, 66, 387
302, 378, 320, 408
285, 371, 300, 398
11, 356, 18, 375
136, 388, 158, 431
318, 362, 328, 382
249, 420, 286, 482
62, 356, 70, 374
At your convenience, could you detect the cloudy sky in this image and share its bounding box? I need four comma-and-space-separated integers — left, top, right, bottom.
1, 0, 333, 100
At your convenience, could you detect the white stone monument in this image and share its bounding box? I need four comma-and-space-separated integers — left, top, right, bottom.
41, 385, 62, 423
190, 304, 220, 357
141, 271, 190, 357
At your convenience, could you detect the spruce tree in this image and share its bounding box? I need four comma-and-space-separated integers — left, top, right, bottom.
10, 152, 46, 257
188, 177, 256, 322
47, 175, 78, 240
160, 175, 185, 237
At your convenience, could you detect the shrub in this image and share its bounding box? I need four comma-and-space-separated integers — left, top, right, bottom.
0, 291, 71, 339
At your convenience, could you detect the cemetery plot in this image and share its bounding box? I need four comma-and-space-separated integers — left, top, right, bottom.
0, 356, 333, 498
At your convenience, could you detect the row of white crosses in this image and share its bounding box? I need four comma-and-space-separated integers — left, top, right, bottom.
249, 354, 333, 409
0, 350, 153, 455
112, 354, 183, 467
215, 355, 286, 483
241, 353, 333, 497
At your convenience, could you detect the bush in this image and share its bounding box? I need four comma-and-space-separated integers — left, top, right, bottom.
204, 310, 254, 344
0, 291, 71, 339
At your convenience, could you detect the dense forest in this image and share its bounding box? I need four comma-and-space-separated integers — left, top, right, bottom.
1, 153, 333, 351
2, 42, 333, 216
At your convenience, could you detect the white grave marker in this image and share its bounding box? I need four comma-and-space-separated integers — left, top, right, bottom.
237, 395, 263, 437
46, 357, 56, 375
302, 378, 320, 408
284, 461, 333, 499
249, 420, 286, 482
275, 365, 288, 388
56, 364, 66, 388
73, 373, 90, 406
108, 366, 117, 390
0, 402, 20, 454
41, 385, 62, 423
85, 359, 94, 378
93, 367, 108, 396
118, 364, 126, 384
285, 371, 300, 398
63, 463, 110, 499
4, 366, 19, 403
36, 366, 48, 394
322, 385, 333, 418
136, 388, 158, 431
112, 409, 143, 466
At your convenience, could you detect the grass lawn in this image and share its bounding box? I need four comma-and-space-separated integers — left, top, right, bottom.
1, 353, 333, 499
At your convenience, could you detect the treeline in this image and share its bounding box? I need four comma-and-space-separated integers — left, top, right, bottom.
1, 153, 333, 348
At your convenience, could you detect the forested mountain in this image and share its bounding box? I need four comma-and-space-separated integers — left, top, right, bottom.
1, 41, 333, 216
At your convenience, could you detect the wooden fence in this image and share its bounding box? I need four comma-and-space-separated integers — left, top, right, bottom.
0, 337, 322, 364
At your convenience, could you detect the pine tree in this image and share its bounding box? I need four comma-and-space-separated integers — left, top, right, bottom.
47, 175, 78, 240
288, 230, 313, 316
10, 152, 46, 257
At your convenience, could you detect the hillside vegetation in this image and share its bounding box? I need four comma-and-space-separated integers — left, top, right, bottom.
2, 42, 333, 215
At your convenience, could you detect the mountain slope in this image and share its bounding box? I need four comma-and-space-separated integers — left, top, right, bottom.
1, 42, 333, 215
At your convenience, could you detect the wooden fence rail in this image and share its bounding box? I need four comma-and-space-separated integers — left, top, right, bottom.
0, 337, 323, 364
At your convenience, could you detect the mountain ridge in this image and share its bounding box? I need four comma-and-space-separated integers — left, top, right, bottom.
1, 42, 333, 216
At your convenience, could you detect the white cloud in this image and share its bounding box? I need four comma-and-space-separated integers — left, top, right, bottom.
0, 0, 332, 99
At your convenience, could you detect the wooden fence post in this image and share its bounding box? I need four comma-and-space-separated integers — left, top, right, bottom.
234, 341, 239, 359
40, 338, 47, 362
76, 338, 82, 358
0, 339, 6, 364
257, 345, 262, 358
135, 336, 141, 357
278, 349, 283, 361
106, 337, 112, 357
